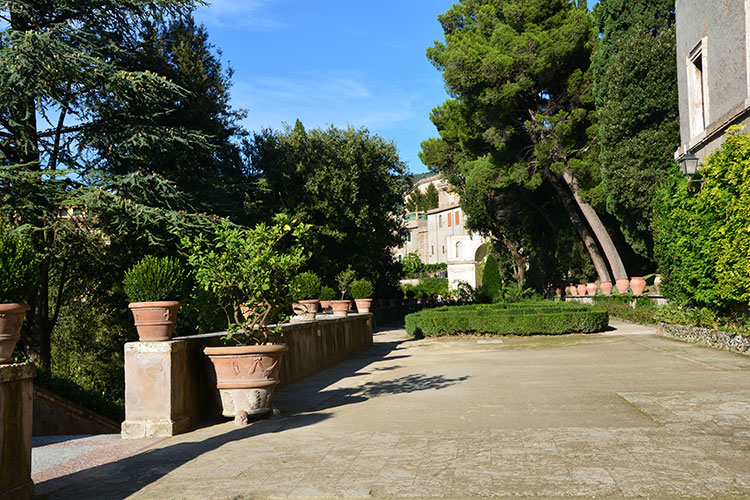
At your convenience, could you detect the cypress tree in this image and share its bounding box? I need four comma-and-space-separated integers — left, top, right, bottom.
481, 253, 502, 303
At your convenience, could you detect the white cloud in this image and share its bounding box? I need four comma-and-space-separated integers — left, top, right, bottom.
194, 0, 286, 30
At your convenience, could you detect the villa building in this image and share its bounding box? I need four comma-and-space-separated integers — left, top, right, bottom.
675, 0, 750, 163
396, 175, 487, 289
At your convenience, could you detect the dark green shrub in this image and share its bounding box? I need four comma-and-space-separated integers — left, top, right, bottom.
402, 278, 449, 298
319, 286, 336, 301
290, 271, 322, 301
123, 255, 187, 303
481, 253, 502, 303
0, 225, 39, 303
592, 295, 658, 325
405, 301, 609, 337
351, 278, 374, 299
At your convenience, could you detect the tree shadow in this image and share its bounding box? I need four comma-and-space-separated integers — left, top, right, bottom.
34, 412, 330, 499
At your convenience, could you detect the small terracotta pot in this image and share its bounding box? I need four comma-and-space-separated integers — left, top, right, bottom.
354, 298, 373, 313
319, 300, 333, 313
330, 300, 350, 317
599, 281, 613, 296
653, 275, 662, 295
615, 278, 630, 295
204, 344, 287, 417
630, 277, 647, 296
586, 283, 597, 296
292, 299, 319, 321
566, 286, 575, 296
129, 301, 180, 342
0, 303, 29, 363
576, 284, 587, 296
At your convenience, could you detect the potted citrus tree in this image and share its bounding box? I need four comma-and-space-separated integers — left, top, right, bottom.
0, 225, 38, 363
290, 271, 322, 321
184, 215, 309, 420
351, 278, 374, 313
124, 255, 187, 342
330, 267, 356, 317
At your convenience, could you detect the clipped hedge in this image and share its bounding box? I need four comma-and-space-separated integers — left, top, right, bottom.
405, 302, 609, 337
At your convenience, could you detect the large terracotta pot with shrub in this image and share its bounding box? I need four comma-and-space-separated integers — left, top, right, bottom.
615, 278, 630, 295
124, 255, 186, 342
576, 284, 587, 296
630, 277, 647, 296
204, 344, 287, 417
586, 283, 597, 296
0, 303, 29, 363
351, 278, 374, 314
290, 272, 322, 321
599, 281, 613, 296
330, 300, 350, 317
292, 300, 319, 321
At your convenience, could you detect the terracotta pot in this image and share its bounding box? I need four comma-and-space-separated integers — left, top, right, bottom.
319, 300, 333, 313
555, 288, 563, 298
630, 277, 647, 296
566, 286, 575, 296
576, 284, 587, 296
129, 301, 180, 342
599, 281, 613, 296
330, 300, 350, 317
653, 275, 662, 295
615, 278, 630, 295
292, 299, 319, 321
586, 283, 597, 296
204, 344, 287, 418
354, 298, 373, 313
0, 303, 29, 363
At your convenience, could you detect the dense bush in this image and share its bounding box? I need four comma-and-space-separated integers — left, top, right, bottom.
591, 295, 658, 325
480, 254, 502, 303
290, 272, 322, 301
319, 286, 336, 301
402, 278, 449, 299
0, 225, 39, 303
350, 278, 374, 299
653, 302, 750, 337
405, 301, 609, 337
654, 128, 750, 311
123, 255, 187, 303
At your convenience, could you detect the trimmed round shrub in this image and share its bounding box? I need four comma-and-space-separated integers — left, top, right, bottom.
350, 279, 374, 299
123, 255, 187, 303
290, 271, 322, 301
0, 225, 39, 303
404, 301, 609, 337
319, 285, 336, 301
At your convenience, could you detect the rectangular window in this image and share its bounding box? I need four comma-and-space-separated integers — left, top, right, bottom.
431, 246, 434, 255
447, 212, 452, 226
442, 245, 445, 254
438, 215, 442, 227
455, 211, 460, 225
407, 232, 412, 242
687, 40, 708, 137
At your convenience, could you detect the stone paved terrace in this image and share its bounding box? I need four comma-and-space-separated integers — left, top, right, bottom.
33, 320, 750, 499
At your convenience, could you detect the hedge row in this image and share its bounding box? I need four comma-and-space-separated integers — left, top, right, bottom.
405, 303, 609, 337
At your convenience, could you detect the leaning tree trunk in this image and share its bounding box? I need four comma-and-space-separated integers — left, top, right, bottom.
545, 173, 611, 283
562, 170, 628, 281
501, 236, 527, 287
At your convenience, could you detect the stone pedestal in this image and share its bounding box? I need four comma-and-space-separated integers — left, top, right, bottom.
121, 341, 191, 439
0, 362, 35, 500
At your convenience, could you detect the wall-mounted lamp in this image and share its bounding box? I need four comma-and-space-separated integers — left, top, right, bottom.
678, 150, 700, 176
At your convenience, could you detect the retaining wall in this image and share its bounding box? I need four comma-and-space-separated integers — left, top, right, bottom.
121, 314, 373, 439
0, 362, 35, 500
658, 322, 750, 355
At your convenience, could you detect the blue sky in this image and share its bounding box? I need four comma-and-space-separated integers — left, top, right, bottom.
194, 0, 457, 175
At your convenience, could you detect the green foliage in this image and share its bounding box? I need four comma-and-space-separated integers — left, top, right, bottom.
404, 183, 440, 213
319, 286, 336, 302
480, 254, 502, 303
0, 225, 39, 303
592, 0, 678, 261
405, 302, 609, 337
246, 121, 408, 296
401, 252, 423, 275
290, 272, 322, 301
654, 128, 750, 311
350, 279, 374, 300
591, 295, 658, 324
335, 267, 357, 300
402, 278, 449, 299
184, 215, 310, 344
123, 255, 187, 303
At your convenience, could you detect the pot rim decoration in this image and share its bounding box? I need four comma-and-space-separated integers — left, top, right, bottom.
0, 303, 30, 363
128, 300, 181, 342
292, 299, 319, 321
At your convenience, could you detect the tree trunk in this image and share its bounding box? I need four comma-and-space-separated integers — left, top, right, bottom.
562, 169, 628, 281
545, 173, 611, 282
501, 236, 526, 287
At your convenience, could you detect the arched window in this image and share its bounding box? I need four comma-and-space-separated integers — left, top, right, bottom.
456, 241, 464, 259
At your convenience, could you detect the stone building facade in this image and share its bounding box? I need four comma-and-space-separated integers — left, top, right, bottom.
675, 0, 750, 162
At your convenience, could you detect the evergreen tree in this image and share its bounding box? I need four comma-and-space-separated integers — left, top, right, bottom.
481, 253, 502, 303
423, 183, 440, 211
591, 0, 678, 264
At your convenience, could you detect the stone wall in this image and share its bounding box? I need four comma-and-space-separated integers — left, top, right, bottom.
33, 386, 120, 436
0, 362, 35, 500
122, 314, 373, 439
658, 322, 750, 355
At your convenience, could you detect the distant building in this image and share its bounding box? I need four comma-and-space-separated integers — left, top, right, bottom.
395, 175, 487, 289
675, 0, 750, 162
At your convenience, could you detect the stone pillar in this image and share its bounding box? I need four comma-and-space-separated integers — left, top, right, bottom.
0, 362, 35, 500
121, 341, 191, 439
